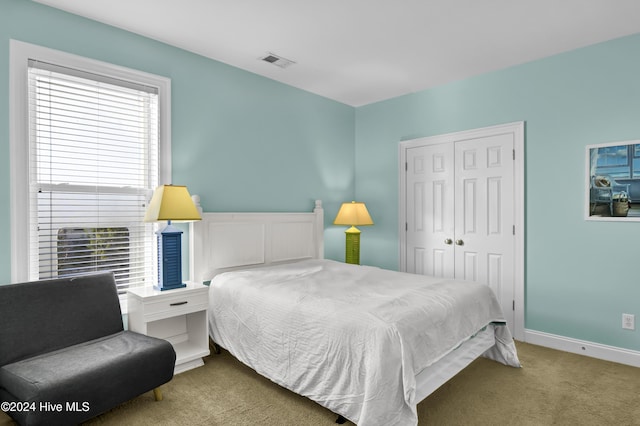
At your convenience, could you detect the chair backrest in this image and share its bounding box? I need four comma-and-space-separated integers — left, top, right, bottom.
0, 272, 124, 366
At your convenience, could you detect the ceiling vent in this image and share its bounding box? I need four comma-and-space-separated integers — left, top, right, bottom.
260, 53, 296, 69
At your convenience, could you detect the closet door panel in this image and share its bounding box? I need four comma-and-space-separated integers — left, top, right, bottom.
454, 134, 514, 303
405, 143, 454, 277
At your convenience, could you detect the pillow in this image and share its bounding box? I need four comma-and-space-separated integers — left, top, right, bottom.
594, 176, 611, 187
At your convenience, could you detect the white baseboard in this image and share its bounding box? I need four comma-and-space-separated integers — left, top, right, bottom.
524, 329, 640, 368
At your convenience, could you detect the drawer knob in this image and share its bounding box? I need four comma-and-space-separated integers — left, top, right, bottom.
170, 301, 188, 306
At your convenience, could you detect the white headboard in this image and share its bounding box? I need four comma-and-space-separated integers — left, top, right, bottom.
189, 199, 324, 284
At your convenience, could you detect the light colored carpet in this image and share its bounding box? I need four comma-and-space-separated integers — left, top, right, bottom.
2, 341, 640, 425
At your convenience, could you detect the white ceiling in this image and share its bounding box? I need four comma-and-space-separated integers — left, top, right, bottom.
33, 0, 640, 106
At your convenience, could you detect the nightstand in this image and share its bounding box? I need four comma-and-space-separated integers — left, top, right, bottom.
127, 283, 210, 374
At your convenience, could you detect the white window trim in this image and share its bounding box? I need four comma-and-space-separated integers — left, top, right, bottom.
9, 40, 172, 290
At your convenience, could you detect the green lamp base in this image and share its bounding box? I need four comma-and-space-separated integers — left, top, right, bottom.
344, 226, 361, 265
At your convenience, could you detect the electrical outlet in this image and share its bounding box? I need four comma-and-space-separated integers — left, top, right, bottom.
622, 313, 635, 330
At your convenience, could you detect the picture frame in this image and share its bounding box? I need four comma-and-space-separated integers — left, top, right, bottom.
586, 140, 640, 221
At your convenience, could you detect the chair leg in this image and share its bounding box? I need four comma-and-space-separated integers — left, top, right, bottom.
153, 387, 163, 401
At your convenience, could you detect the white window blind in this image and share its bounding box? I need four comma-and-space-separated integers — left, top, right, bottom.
28, 60, 159, 294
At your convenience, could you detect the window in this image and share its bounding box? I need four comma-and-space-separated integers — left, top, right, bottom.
10, 40, 171, 301
593, 144, 640, 180
57, 227, 130, 281
633, 145, 640, 179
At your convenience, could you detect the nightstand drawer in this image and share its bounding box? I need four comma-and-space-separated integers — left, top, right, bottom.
127, 284, 209, 323
143, 293, 207, 320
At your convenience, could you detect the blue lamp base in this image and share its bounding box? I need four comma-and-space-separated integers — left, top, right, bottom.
155, 222, 187, 291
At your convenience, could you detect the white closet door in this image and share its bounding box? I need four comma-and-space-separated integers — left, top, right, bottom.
405, 143, 455, 277
454, 134, 514, 325
402, 128, 516, 333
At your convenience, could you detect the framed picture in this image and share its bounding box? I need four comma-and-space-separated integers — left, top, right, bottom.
586, 140, 640, 221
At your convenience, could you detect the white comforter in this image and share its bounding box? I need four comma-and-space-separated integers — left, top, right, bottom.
208, 259, 520, 425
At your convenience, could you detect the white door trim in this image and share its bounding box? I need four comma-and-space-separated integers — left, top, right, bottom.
399, 121, 525, 341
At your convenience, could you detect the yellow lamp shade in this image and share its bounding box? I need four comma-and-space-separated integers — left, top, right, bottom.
144, 184, 202, 222
333, 201, 373, 226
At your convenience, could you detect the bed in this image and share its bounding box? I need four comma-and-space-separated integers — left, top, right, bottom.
189, 199, 520, 425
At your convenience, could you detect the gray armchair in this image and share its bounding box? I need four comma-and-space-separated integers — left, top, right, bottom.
0, 272, 176, 425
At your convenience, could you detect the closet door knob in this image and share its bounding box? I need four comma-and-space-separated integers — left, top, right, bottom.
444, 238, 453, 245
455, 239, 464, 246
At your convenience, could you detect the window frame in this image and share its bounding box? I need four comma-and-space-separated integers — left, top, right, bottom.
9, 40, 171, 297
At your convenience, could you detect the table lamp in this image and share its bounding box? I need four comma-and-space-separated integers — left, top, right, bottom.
144, 184, 201, 291
333, 201, 373, 265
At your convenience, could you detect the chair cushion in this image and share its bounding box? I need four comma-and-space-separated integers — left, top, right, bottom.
0, 331, 175, 426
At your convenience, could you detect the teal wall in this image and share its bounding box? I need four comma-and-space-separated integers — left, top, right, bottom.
3, 0, 640, 353
355, 34, 640, 350
0, 0, 354, 279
